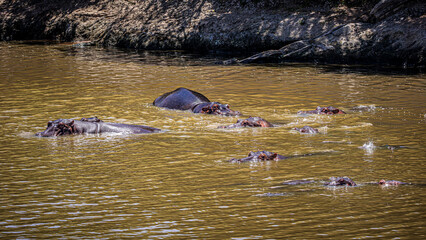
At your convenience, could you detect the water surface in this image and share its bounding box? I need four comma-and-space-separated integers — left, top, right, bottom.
0, 42, 425, 239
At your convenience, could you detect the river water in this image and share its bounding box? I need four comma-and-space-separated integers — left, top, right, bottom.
0, 42, 425, 239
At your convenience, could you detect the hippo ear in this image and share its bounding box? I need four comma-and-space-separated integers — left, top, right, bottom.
271, 153, 278, 160
47, 121, 53, 127
69, 120, 75, 126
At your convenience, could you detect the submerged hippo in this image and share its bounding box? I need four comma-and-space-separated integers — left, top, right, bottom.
281, 178, 416, 187
153, 87, 240, 116
324, 177, 357, 186
298, 106, 346, 115
229, 150, 334, 163
281, 177, 357, 186
229, 151, 288, 163
35, 117, 160, 137
293, 126, 319, 134
218, 117, 273, 128
378, 180, 409, 186
380, 145, 408, 150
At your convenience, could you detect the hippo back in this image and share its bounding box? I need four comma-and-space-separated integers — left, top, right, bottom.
153, 88, 210, 110
102, 123, 160, 134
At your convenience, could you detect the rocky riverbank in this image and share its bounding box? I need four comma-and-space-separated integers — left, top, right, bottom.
0, 0, 424, 67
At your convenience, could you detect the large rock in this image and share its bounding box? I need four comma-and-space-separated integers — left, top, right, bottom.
235, 19, 425, 66
0, 0, 424, 66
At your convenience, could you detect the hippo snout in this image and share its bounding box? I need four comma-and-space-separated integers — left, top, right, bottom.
35, 131, 51, 137
223, 110, 241, 116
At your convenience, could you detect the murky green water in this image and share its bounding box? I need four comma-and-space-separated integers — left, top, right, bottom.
0, 42, 425, 239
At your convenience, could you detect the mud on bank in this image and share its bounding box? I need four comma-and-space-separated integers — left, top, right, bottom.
0, 0, 425, 66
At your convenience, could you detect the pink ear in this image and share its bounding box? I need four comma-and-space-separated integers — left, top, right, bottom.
70, 120, 75, 126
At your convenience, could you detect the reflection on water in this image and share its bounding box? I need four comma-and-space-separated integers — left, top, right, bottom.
0, 42, 425, 239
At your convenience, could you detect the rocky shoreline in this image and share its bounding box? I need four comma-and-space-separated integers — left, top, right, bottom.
0, 0, 424, 67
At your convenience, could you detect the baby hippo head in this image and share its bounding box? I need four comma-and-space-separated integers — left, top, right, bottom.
294, 126, 319, 134
319, 106, 346, 115
325, 177, 357, 186
218, 117, 273, 128
194, 102, 241, 116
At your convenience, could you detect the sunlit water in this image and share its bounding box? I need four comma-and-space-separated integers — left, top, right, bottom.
0, 42, 425, 239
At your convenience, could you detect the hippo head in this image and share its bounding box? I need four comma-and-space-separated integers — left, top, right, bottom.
325, 177, 357, 186
378, 179, 404, 186
379, 179, 387, 185
193, 102, 241, 116
229, 151, 281, 163
35, 119, 76, 137
218, 117, 273, 128
248, 151, 279, 161
294, 126, 319, 134
298, 106, 346, 115
319, 106, 346, 115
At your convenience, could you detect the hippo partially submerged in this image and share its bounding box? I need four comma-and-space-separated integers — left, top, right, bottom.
153, 87, 240, 116
229, 150, 334, 163
293, 126, 319, 134
324, 177, 357, 186
229, 151, 288, 163
378, 180, 409, 186
282, 177, 357, 186
298, 106, 346, 115
35, 117, 160, 137
281, 178, 414, 187
218, 117, 273, 128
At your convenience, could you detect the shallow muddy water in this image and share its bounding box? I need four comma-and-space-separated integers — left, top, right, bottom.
0, 42, 425, 239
